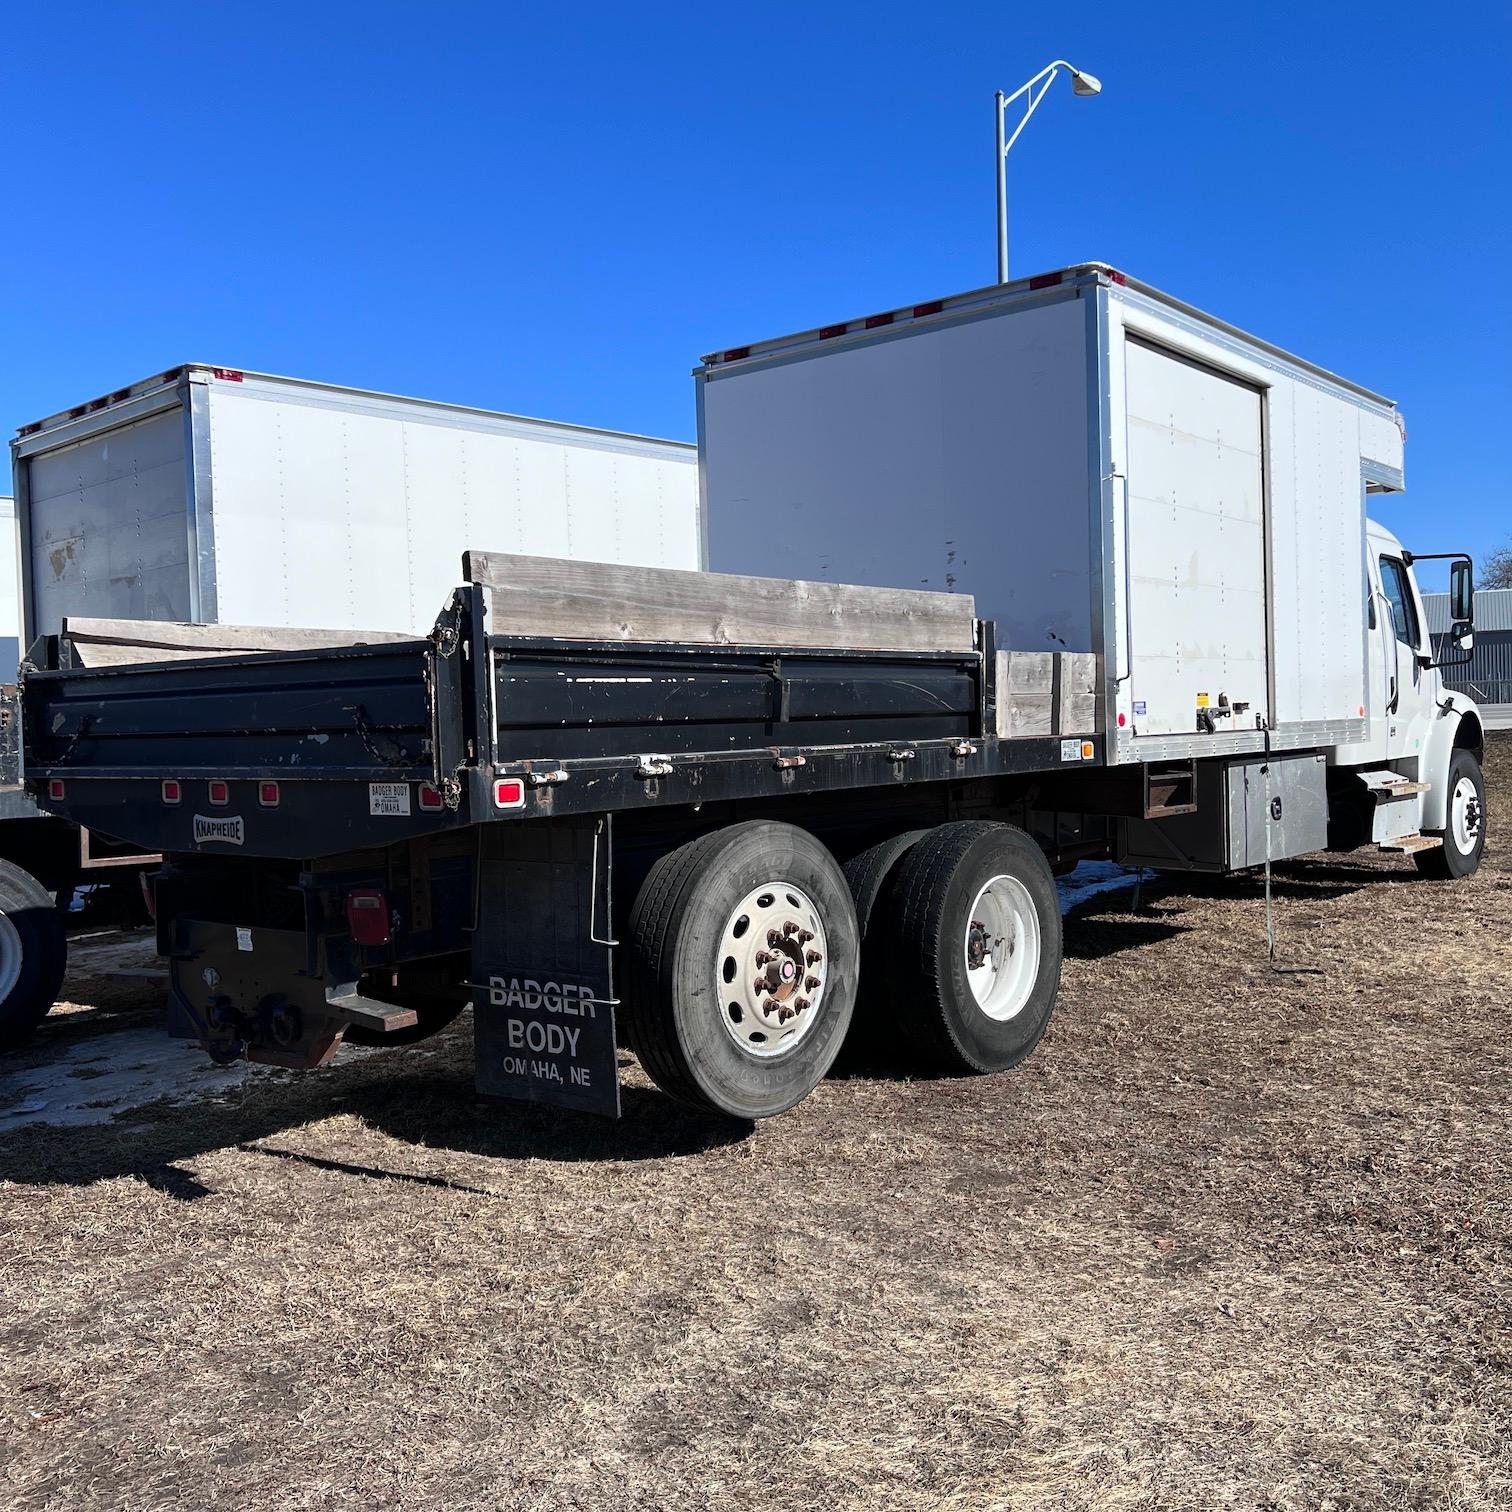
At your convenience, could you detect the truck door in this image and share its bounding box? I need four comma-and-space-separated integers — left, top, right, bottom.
1374, 551, 1433, 759
1124, 338, 1268, 737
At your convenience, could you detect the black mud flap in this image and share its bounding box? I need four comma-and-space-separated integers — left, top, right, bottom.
472, 816, 620, 1117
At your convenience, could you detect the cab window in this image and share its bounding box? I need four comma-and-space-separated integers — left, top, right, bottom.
1379, 556, 1420, 647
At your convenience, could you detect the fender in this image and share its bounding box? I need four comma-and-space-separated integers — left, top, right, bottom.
1420, 693, 1484, 833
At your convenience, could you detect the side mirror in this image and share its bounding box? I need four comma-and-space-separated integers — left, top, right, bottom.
1449, 558, 1474, 626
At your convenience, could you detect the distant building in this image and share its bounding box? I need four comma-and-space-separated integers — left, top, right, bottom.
1422, 586, 1512, 706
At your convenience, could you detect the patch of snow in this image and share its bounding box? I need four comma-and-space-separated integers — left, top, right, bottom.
1056, 860, 1143, 914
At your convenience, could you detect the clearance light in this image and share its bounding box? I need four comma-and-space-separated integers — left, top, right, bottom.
259, 781, 280, 807
494, 777, 526, 810
418, 783, 445, 812
162, 779, 182, 806
345, 889, 390, 946
208, 780, 230, 806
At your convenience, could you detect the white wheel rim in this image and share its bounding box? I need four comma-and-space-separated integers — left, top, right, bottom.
716, 881, 827, 1058
1450, 775, 1482, 855
0, 913, 23, 1003
963, 874, 1041, 1022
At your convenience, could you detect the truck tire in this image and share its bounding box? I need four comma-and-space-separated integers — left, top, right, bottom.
0, 858, 69, 1052
841, 829, 928, 1048
623, 821, 859, 1119
1416, 748, 1486, 879
877, 821, 1061, 1074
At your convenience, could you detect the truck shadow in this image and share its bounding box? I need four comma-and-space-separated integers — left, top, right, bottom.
0, 1037, 751, 1193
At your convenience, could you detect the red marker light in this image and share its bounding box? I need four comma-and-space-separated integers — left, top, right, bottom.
913, 300, 944, 317
259, 781, 280, 807
48, 778, 66, 800
1117, 712, 1127, 727
418, 783, 445, 812
345, 889, 390, 946
161, 779, 182, 805
494, 777, 526, 809
208, 780, 229, 806
1029, 272, 1063, 291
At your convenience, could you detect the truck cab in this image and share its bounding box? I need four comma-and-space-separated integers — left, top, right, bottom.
1338, 519, 1484, 874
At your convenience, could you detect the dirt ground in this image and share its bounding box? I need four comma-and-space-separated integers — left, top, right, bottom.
2, 739, 1509, 1511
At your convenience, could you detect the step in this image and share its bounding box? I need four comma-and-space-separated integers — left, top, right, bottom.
1374, 780, 1430, 798
1377, 833, 1442, 854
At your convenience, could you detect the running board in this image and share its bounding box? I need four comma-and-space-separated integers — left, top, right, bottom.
326, 984, 420, 1033
1377, 833, 1442, 854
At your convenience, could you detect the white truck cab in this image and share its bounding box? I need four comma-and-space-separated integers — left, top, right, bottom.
1335, 519, 1485, 875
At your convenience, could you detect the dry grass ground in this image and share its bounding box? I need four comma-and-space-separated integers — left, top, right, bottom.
3, 738, 1509, 1511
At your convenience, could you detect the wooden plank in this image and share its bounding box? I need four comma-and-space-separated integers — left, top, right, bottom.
61, 617, 412, 668
464, 551, 977, 654
1056, 651, 1100, 735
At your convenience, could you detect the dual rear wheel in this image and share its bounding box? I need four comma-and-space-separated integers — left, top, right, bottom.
622, 819, 1061, 1119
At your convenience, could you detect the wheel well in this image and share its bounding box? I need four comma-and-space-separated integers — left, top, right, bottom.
1453, 710, 1484, 764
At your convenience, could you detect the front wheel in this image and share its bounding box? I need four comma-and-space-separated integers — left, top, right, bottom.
877, 821, 1062, 1074
623, 821, 858, 1119
1416, 748, 1486, 879
0, 858, 70, 1051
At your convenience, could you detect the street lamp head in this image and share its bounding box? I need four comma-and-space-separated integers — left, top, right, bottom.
1070, 68, 1102, 96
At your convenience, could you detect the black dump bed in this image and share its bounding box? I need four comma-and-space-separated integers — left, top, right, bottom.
20, 562, 1104, 860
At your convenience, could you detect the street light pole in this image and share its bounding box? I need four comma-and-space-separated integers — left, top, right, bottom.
995, 60, 1102, 283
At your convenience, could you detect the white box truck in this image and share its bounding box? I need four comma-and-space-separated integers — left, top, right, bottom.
0, 369, 699, 1046
13, 265, 1487, 1121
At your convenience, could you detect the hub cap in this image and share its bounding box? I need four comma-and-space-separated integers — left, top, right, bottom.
717, 882, 827, 1058
1451, 775, 1482, 855
963, 875, 1041, 1022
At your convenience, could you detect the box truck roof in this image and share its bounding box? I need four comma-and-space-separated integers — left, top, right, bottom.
699, 262, 1396, 412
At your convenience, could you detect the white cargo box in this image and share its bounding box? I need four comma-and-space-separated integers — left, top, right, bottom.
696, 264, 1405, 763
11, 366, 702, 641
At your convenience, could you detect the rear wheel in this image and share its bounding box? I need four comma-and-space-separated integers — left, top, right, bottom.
0, 858, 69, 1051
623, 821, 858, 1118
1416, 748, 1486, 879
878, 821, 1062, 1073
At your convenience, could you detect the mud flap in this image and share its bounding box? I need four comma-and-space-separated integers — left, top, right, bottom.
472, 816, 620, 1117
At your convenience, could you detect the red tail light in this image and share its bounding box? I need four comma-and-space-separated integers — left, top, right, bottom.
345, 889, 390, 945
494, 778, 525, 809
48, 779, 66, 800
208, 780, 229, 806
161, 779, 182, 806
418, 783, 445, 812
259, 781, 280, 807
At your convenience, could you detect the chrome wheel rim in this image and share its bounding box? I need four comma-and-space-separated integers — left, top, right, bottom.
716, 881, 827, 1058
1451, 775, 1482, 855
963, 874, 1040, 1022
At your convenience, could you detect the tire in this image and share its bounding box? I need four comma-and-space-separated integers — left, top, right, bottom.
841, 829, 928, 1051
1416, 748, 1487, 879
877, 821, 1061, 1074
0, 858, 69, 1052
623, 821, 858, 1119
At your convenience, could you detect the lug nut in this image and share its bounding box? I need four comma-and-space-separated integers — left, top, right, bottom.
805, 975, 820, 991
798, 930, 814, 944
755, 950, 771, 965
794, 997, 809, 1013
806, 949, 821, 965
783, 921, 799, 936
767, 929, 783, 947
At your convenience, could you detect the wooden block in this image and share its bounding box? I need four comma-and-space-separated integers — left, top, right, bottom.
995, 650, 1055, 738
1056, 651, 1101, 735
463, 551, 977, 654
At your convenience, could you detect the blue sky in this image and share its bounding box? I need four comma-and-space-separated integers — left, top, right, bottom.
4, 3, 1508, 582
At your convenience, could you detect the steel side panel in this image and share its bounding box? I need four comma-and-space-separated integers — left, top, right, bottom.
699, 293, 1094, 653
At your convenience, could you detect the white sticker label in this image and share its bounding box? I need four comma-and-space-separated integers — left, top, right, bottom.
1060, 738, 1080, 762
193, 814, 245, 846
369, 782, 411, 817
236, 927, 253, 952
